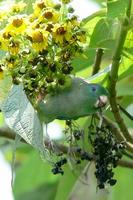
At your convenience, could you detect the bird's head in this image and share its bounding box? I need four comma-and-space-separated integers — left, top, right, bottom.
88, 84, 108, 109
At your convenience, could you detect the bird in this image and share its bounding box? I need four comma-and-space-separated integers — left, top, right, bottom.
36, 76, 108, 123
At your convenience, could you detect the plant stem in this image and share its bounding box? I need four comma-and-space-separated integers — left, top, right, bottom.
107, 0, 133, 144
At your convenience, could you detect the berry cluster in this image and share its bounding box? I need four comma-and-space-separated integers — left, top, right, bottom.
65, 120, 84, 142
73, 147, 93, 165
89, 124, 124, 189
51, 157, 67, 175
13, 50, 73, 102
51, 117, 124, 190
51, 121, 93, 175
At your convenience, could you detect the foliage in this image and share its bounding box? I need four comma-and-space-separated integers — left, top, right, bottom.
0, 0, 133, 200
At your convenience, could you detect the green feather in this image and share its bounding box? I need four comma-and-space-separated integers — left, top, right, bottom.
36, 77, 108, 123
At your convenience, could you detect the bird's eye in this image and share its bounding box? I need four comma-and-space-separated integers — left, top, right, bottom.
92, 86, 97, 92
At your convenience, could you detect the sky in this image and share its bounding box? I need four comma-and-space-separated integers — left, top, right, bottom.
0, 0, 100, 200
71, 0, 100, 19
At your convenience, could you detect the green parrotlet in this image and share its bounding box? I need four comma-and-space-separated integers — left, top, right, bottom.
37, 76, 108, 123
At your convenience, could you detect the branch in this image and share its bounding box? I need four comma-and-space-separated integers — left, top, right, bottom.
0, 126, 133, 169
118, 104, 133, 121
118, 159, 133, 169
107, 0, 133, 143
0, 126, 19, 141
123, 150, 133, 160
92, 48, 104, 75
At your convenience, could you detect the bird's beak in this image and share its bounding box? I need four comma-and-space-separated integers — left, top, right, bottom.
94, 95, 108, 108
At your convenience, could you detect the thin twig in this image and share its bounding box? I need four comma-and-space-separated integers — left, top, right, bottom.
118, 104, 133, 121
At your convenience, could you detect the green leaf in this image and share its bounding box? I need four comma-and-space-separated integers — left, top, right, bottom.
118, 54, 133, 80
125, 31, 133, 49
0, 72, 12, 108
86, 65, 111, 85
16, 183, 57, 200
89, 18, 114, 48
93, 0, 106, 6
117, 75, 133, 96
0, 113, 4, 126
55, 165, 79, 200
119, 64, 133, 80
124, 30, 133, 57
81, 9, 106, 25
72, 48, 95, 72
72, 15, 103, 72
110, 166, 133, 200
14, 150, 58, 199
1, 84, 45, 154
107, 0, 128, 18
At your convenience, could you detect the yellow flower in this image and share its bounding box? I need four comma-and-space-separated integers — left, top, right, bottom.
39, 8, 59, 23
5, 15, 27, 35
45, 23, 54, 32
10, 1, 26, 13
5, 58, 16, 69
33, 1, 45, 17
33, 0, 53, 17
76, 31, 86, 43
8, 40, 20, 55
0, 32, 9, 51
29, 13, 37, 24
27, 29, 49, 52
68, 16, 80, 27
52, 23, 72, 44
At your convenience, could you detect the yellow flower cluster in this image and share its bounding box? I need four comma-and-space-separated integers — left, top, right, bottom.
0, 0, 85, 52
0, 0, 86, 104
